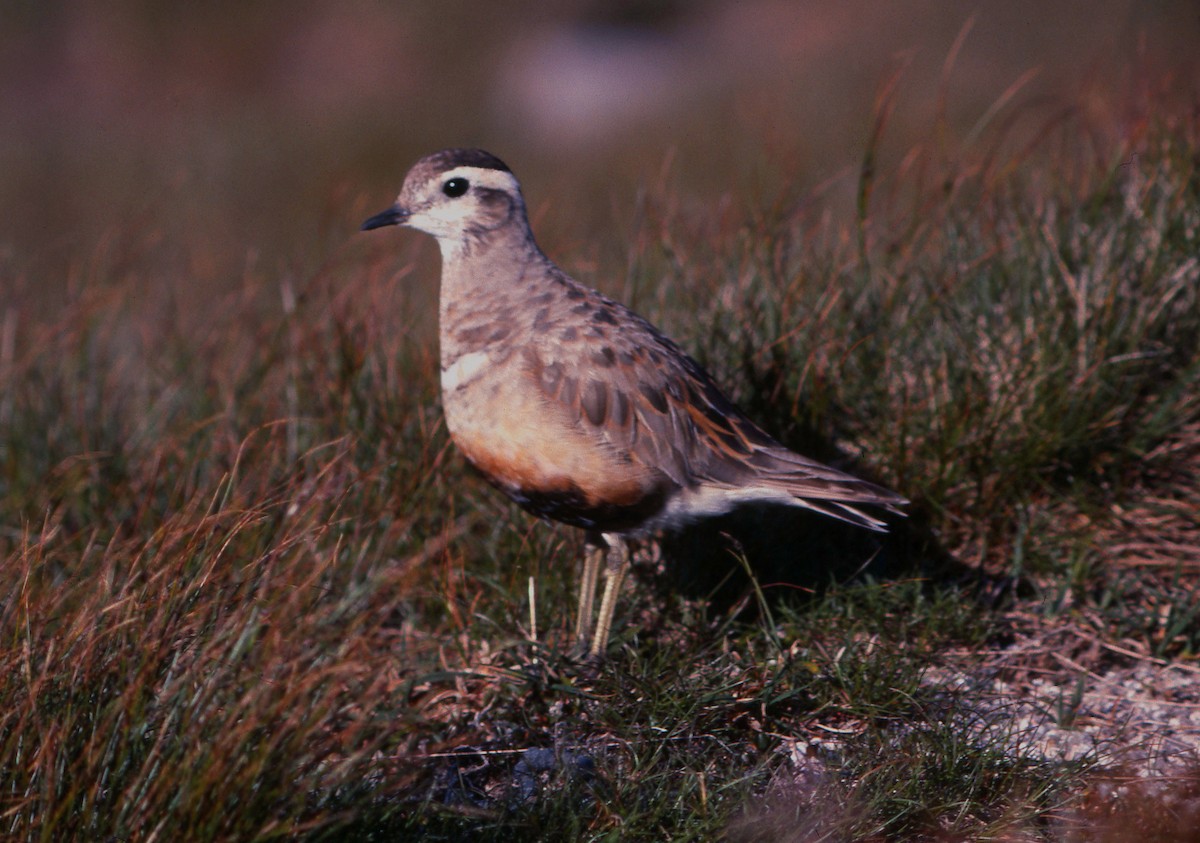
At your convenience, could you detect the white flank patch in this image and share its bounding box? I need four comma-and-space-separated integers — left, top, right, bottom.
441, 350, 492, 392
650, 485, 795, 532
652, 483, 886, 533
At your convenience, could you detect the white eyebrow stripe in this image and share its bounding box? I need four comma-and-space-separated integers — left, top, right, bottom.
439, 166, 522, 193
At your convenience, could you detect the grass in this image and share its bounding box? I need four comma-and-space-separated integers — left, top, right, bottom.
2, 83, 1200, 840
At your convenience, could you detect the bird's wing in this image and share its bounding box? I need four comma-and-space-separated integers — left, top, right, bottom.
524, 286, 906, 530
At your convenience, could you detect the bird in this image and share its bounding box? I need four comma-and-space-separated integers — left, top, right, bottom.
362, 148, 906, 658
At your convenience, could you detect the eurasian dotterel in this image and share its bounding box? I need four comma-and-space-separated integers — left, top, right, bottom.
362, 148, 906, 657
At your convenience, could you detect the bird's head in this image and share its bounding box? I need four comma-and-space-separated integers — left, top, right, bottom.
362, 148, 527, 253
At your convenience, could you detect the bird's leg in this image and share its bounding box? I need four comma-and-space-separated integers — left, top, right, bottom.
575, 535, 605, 648
590, 534, 631, 658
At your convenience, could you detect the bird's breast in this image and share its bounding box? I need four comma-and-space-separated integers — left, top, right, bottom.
439, 357, 668, 530
441, 349, 493, 393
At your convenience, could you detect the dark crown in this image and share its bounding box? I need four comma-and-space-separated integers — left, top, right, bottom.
430, 148, 511, 174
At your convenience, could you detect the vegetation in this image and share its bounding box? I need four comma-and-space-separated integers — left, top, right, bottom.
2, 53, 1199, 842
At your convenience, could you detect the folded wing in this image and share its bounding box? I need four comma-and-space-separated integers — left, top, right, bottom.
528, 288, 906, 531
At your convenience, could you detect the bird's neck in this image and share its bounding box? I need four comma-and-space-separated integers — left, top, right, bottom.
437, 224, 547, 367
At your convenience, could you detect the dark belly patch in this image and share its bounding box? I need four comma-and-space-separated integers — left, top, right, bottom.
503, 480, 669, 532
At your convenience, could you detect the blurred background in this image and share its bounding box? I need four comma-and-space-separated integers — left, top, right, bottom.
1, 0, 1197, 321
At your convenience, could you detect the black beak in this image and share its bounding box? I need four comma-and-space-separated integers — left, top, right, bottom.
361, 206, 409, 231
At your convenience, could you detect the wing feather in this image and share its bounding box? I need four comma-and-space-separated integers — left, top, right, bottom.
524, 284, 906, 528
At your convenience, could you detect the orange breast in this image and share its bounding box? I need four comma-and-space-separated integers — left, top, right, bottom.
443, 368, 654, 513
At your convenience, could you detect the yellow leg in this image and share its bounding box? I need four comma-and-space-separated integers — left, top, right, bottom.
590, 534, 631, 658
575, 541, 604, 647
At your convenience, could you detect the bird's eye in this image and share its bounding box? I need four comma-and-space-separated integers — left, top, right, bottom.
442, 177, 469, 198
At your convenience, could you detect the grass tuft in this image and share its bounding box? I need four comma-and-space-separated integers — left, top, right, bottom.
2, 80, 1199, 840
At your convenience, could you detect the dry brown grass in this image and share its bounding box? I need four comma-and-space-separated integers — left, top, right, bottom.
2, 4, 1200, 839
